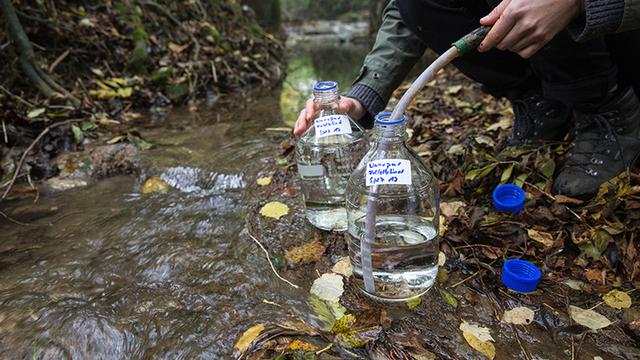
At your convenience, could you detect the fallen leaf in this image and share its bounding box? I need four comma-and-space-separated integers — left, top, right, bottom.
459, 321, 494, 342
27, 108, 46, 118
406, 297, 421, 309
285, 339, 319, 351
332, 257, 353, 277
308, 294, 346, 330
462, 332, 496, 360
447, 144, 466, 156
142, 177, 170, 194
527, 229, 554, 248
446, 85, 462, 94
440, 201, 465, 218
584, 268, 606, 284
285, 240, 326, 267
569, 305, 612, 330
555, 194, 584, 205
562, 279, 585, 290
603, 290, 632, 309
260, 201, 289, 220
331, 314, 356, 334
438, 251, 446, 266
474, 135, 496, 148
233, 323, 265, 356
502, 307, 535, 325
487, 117, 512, 132
256, 176, 272, 186
310, 273, 344, 302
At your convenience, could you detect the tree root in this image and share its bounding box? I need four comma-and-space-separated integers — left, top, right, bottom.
0, 0, 80, 106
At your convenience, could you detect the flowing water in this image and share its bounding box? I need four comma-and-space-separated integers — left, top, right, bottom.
0, 41, 370, 358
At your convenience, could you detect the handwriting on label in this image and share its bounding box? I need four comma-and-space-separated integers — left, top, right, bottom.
314, 115, 352, 138
366, 159, 412, 186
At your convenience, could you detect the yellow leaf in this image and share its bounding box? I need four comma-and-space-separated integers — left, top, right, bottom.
569, 305, 612, 330
602, 290, 632, 309
502, 307, 535, 325
233, 323, 265, 355
331, 257, 352, 277
406, 297, 421, 309
527, 229, 554, 248
462, 332, 496, 360
459, 321, 493, 342
285, 339, 319, 351
285, 240, 326, 266
256, 176, 272, 186
259, 201, 289, 220
331, 314, 356, 334
142, 177, 170, 194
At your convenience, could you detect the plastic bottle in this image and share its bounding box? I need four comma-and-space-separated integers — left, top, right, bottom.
295, 81, 368, 231
346, 112, 440, 301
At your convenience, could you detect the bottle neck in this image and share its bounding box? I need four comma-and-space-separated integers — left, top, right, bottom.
313, 89, 340, 108
373, 122, 407, 145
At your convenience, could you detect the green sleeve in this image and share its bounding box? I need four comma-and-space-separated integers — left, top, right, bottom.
621, 0, 640, 32
345, 0, 426, 126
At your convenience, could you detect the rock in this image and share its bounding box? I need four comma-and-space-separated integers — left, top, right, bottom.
45, 177, 89, 191
89, 143, 139, 177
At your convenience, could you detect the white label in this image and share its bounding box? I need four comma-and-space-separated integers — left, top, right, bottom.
366, 159, 412, 186
298, 164, 324, 177
314, 115, 352, 138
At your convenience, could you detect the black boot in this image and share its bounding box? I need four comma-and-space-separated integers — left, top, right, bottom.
553, 87, 640, 199
507, 91, 572, 146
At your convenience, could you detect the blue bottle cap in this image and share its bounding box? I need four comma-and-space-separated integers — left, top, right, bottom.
493, 184, 525, 212
375, 112, 405, 125
501, 259, 542, 293
314, 81, 337, 91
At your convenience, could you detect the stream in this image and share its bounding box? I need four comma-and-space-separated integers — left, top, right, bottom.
0, 39, 369, 358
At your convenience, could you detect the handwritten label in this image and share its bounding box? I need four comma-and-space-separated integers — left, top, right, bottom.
314, 115, 352, 138
366, 159, 412, 186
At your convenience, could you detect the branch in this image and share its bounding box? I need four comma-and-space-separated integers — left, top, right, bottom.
1, 119, 84, 202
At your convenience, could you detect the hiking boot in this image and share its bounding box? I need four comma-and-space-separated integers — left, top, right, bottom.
507, 91, 572, 146
553, 87, 640, 199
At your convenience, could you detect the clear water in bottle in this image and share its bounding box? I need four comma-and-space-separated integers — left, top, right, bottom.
346, 112, 440, 301
296, 81, 368, 231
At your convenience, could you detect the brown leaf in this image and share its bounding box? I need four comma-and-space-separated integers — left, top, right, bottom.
285, 240, 326, 267
527, 229, 554, 248
443, 170, 464, 197
584, 268, 606, 284
555, 195, 584, 205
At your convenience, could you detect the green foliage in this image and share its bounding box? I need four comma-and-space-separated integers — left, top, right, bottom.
281, 0, 368, 21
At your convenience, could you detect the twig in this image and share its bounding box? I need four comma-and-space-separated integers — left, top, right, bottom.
315, 342, 333, 355
512, 324, 532, 360
48, 49, 70, 73
1, 118, 83, 202
451, 271, 480, 288
2, 120, 7, 143
244, 229, 299, 289
0, 209, 31, 226
0, 84, 35, 108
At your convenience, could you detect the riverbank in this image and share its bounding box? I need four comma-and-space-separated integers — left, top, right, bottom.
240, 65, 640, 359
0, 0, 285, 196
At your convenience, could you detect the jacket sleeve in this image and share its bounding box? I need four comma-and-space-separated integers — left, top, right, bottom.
345, 0, 426, 127
569, 0, 640, 42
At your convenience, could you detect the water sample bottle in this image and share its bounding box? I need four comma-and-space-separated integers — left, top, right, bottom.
296, 81, 368, 231
346, 112, 440, 301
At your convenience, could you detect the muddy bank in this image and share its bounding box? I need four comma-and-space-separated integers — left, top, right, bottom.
241, 67, 640, 359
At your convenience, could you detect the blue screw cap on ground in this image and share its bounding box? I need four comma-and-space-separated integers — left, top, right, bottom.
493, 184, 525, 212
501, 259, 542, 293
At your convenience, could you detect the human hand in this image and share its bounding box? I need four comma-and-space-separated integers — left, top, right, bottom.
292, 96, 365, 137
478, 0, 584, 58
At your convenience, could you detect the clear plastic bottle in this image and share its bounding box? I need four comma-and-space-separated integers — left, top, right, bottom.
346, 112, 440, 301
295, 81, 368, 231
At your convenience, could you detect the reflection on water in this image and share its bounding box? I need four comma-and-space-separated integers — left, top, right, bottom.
280, 43, 369, 126
0, 103, 311, 358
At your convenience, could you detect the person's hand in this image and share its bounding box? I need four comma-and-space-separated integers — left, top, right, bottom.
293, 96, 365, 137
478, 0, 584, 58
